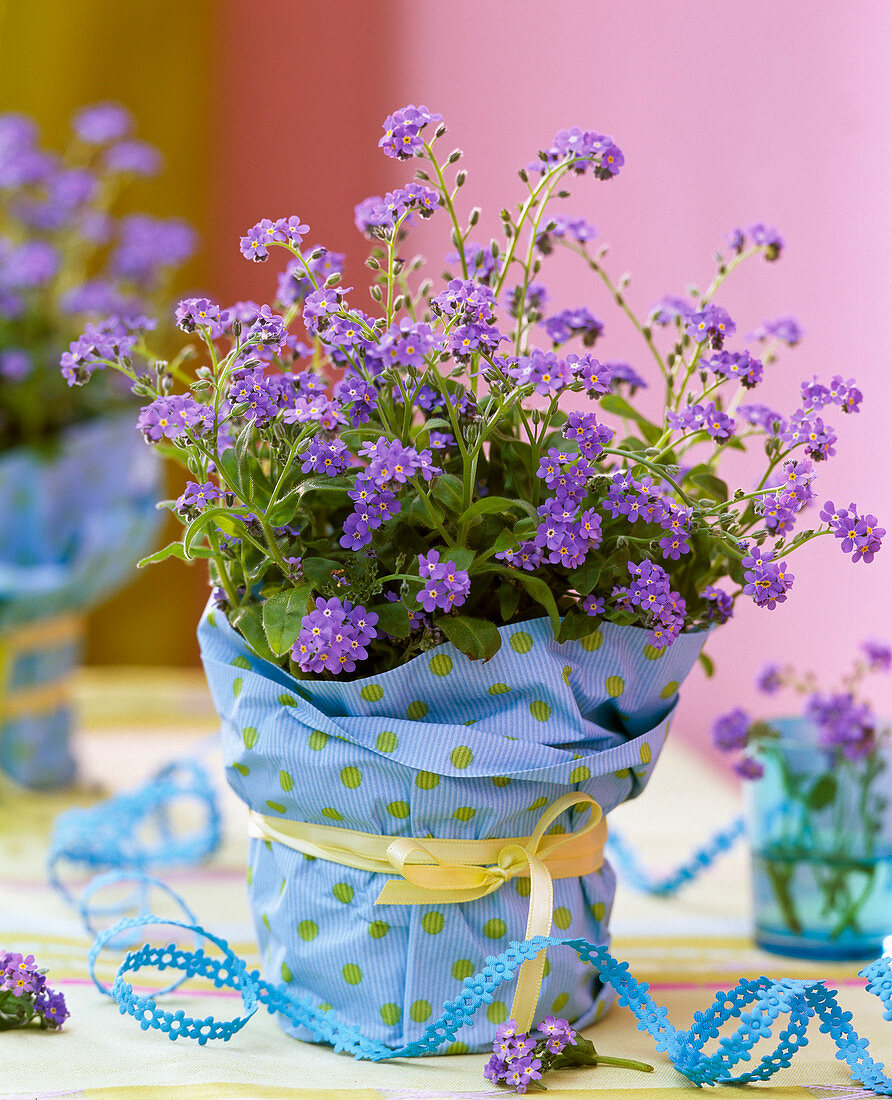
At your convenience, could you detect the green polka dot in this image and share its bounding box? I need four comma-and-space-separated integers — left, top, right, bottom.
514, 877, 531, 898
562, 665, 572, 685
553, 906, 572, 930
333, 883, 354, 904
452, 959, 475, 981
279, 770, 294, 792
232, 655, 252, 670
660, 680, 679, 700
591, 902, 606, 921
580, 630, 603, 652
318, 1002, 332, 1012
453, 806, 476, 822
640, 743, 653, 764
614, 768, 630, 779
281, 961, 293, 982
526, 796, 548, 811
446, 1041, 469, 1054
387, 800, 410, 818
279, 877, 286, 895
246, 864, 253, 885
232, 762, 249, 776
242, 726, 259, 749
510, 631, 533, 653
548, 824, 566, 834
342, 963, 362, 985
321, 807, 343, 821
261, 913, 270, 931
488, 682, 511, 695
410, 999, 432, 1023
298, 920, 318, 941
569, 765, 591, 783
491, 776, 511, 788
415, 771, 440, 790
429, 653, 453, 676
207, 612, 216, 627
340, 766, 362, 789
407, 700, 429, 720
552, 992, 569, 1012
360, 684, 384, 702
278, 693, 297, 706
421, 912, 445, 935
643, 644, 666, 660
368, 921, 389, 939
486, 1001, 509, 1024
376, 731, 398, 753
265, 800, 286, 814
380, 1003, 401, 1026
605, 675, 625, 697
308, 730, 329, 750
483, 918, 507, 939
530, 700, 551, 722
233, 677, 243, 697
449, 745, 474, 769
543, 957, 551, 977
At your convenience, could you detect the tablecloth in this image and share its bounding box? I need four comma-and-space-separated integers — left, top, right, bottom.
1, 669, 887, 1100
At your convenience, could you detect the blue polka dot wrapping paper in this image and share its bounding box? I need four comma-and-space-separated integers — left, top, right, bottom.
0, 414, 161, 787
199, 604, 706, 1054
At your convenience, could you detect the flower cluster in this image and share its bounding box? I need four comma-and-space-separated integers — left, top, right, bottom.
0, 103, 193, 450
0, 950, 69, 1030
713, 639, 891, 776
483, 1016, 652, 1093
62, 105, 881, 680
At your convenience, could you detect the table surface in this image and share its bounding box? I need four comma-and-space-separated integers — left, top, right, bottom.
0, 669, 887, 1100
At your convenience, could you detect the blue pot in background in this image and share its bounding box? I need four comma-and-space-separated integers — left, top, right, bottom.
0, 414, 161, 788
748, 716, 892, 960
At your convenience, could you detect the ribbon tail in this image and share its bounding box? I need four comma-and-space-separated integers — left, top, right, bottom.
375, 880, 493, 906
508, 851, 554, 1033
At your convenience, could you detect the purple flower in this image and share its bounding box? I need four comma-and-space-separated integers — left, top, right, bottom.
175, 481, 219, 514
446, 239, 497, 282
707, 350, 763, 388
303, 286, 349, 333
1, 240, 58, 288
685, 304, 735, 348
416, 552, 471, 613
507, 348, 572, 395
605, 359, 648, 392
112, 215, 196, 284
581, 595, 605, 617
741, 548, 794, 610
541, 307, 603, 347
73, 102, 131, 144
104, 139, 162, 176
300, 437, 350, 477
738, 403, 785, 434
700, 585, 733, 624
735, 757, 764, 780
536, 127, 624, 180
277, 246, 345, 306
176, 298, 230, 339
0, 349, 31, 380
757, 315, 804, 346
712, 708, 751, 752
536, 213, 598, 253
291, 597, 378, 675
755, 662, 785, 694
379, 104, 442, 159
137, 394, 212, 442
807, 692, 876, 760
649, 296, 694, 325
861, 639, 891, 672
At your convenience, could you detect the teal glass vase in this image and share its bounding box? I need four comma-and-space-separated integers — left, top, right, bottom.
748, 717, 892, 960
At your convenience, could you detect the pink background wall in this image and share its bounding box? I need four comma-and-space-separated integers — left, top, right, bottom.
381, 0, 892, 754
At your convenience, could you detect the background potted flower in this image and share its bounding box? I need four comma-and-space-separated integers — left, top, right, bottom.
0, 102, 194, 788
713, 641, 892, 959
67, 105, 882, 1052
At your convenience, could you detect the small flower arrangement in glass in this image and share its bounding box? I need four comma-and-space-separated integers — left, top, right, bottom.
0, 950, 68, 1031
62, 107, 880, 677
714, 642, 892, 959
61, 105, 885, 1050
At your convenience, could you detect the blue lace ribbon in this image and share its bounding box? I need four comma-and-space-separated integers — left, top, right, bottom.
47, 759, 221, 906
96, 914, 892, 1093
607, 814, 747, 896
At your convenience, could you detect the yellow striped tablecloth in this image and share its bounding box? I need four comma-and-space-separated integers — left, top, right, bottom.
0, 670, 885, 1099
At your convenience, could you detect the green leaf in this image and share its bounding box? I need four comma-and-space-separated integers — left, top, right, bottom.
430, 473, 464, 513
499, 582, 520, 620
230, 605, 276, 662
265, 487, 302, 527
443, 546, 476, 572
687, 468, 729, 503
137, 541, 192, 568
492, 529, 520, 554
369, 600, 412, 638
301, 557, 342, 587
557, 607, 596, 643
807, 774, 837, 811
568, 559, 601, 596
262, 584, 313, 655
438, 615, 502, 661
514, 573, 561, 634
698, 651, 715, 677
183, 506, 247, 558
455, 495, 534, 527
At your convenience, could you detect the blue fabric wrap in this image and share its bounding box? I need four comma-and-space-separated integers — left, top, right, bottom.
0, 414, 162, 787
199, 605, 705, 1053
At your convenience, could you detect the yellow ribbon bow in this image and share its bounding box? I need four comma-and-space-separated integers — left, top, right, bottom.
249, 790, 606, 1033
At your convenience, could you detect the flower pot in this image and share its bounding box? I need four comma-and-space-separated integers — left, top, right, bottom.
748, 717, 892, 960
0, 414, 161, 788
199, 604, 705, 1053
